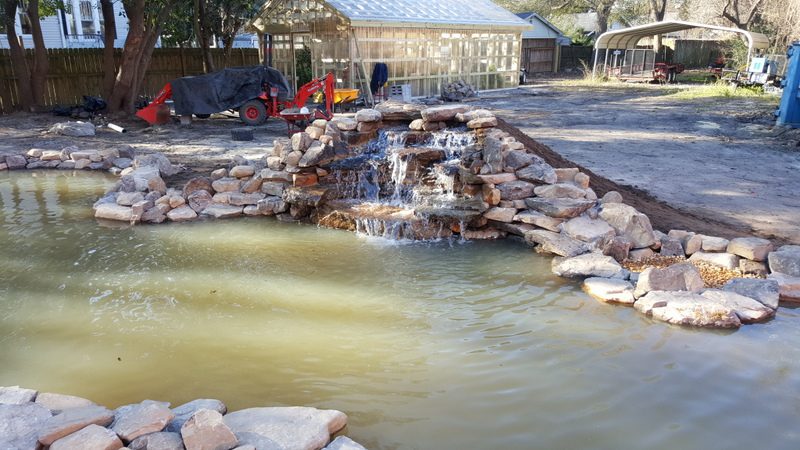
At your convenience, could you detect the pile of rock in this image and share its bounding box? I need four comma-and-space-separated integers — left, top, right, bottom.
441, 80, 476, 102
0, 385, 366, 450
1, 145, 134, 172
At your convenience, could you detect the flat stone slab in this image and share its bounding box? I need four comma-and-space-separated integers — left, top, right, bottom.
50, 424, 122, 450
129, 431, 184, 450
223, 407, 347, 450
524, 197, 595, 219
722, 278, 780, 310
112, 400, 174, 443
0, 403, 52, 449
513, 210, 564, 232
689, 251, 740, 270
524, 229, 589, 257
167, 398, 227, 433
552, 253, 627, 279
0, 386, 37, 405
202, 204, 244, 219
768, 272, 800, 302
34, 392, 95, 413
533, 183, 586, 199
726, 237, 773, 262
561, 216, 615, 243
38, 405, 115, 445
599, 202, 656, 248
768, 245, 800, 277
583, 277, 636, 304
634, 262, 705, 299
181, 409, 238, 450
634, 291, 741, 329
701, 289, 775, 323
324, 436, 367, 450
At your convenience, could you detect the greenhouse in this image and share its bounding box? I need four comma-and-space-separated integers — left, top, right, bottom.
249, 0, 531, 97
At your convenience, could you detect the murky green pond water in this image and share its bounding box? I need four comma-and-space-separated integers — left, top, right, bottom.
2, 171, 800, 449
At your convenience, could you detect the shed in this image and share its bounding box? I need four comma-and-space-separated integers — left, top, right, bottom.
516, 12, 571, 74
250, 0, 531, 98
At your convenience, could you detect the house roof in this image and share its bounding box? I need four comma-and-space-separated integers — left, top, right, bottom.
516, 11, 568, 41
595, 20, 769, 52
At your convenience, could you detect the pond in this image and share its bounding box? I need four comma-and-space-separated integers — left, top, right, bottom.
2, 171, 800, 450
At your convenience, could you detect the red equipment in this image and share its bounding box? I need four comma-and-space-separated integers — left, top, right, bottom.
136, 71, 336, 133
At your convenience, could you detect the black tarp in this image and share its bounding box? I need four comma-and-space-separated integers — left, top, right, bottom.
170, 66, 292, 116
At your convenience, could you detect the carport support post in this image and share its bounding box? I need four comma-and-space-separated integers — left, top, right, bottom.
603, 49, 610, 75
592, 47, 599, 77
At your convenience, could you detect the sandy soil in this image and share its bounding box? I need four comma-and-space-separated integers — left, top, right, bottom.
471, 82, 800, 244
1, 82, 798, 244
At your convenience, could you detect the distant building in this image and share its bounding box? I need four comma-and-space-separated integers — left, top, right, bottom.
0, 0, 129, 49
517, 12, 570, 73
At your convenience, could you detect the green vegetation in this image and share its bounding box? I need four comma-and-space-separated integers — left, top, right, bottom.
665, 82, 771, 100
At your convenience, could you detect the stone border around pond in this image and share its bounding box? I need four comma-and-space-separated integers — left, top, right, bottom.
3, 104, 799, 331
0, 385, 366, 450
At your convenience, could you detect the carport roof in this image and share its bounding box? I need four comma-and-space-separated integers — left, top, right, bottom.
594, 20, 770, 51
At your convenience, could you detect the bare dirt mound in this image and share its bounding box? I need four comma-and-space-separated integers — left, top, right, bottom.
497, 118, 762, 243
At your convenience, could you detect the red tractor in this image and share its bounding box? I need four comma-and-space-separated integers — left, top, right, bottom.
237, 72, 334, 127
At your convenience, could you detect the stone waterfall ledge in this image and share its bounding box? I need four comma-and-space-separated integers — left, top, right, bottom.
6, 105, 798, 331
0, 385, 366, 450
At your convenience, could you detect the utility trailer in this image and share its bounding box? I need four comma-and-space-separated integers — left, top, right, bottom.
607, 48, 684, 83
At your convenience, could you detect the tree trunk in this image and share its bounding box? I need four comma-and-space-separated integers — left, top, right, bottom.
649, 0, 667, 55
195, 0, 215, 73
100, 0, 117, 99
596, 3, 613, 35
26, 0, 48, 106
3, 0, 33, 110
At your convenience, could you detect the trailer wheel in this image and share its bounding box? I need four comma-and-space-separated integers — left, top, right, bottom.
239, 100, 267, 126
194, 113, 211, 119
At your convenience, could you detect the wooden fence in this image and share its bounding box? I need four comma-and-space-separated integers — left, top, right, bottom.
560, 46, 594, 71
0, 47, 261, 114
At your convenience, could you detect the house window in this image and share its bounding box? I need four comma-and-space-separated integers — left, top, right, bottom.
79, 0, 95, 35
19, 10, 31, 34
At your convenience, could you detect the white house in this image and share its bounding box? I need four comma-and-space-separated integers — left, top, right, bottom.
0, 0, 129, 49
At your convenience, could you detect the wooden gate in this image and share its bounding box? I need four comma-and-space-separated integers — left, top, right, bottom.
522, 38, 555, 74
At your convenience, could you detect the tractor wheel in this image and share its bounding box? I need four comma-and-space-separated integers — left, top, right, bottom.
194, 113, 211, 119
239, 100, 267, 126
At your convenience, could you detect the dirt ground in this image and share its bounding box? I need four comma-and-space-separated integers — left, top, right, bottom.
470, 82, 800, 244
1, 80, 798, 244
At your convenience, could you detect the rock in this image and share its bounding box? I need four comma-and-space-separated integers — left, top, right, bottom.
229, 166, 255, 178
722, 278, 780, 310
57, 161, 76, 170
629, 248, 655, 261
561, 216, 615, 244
324, 436, 367, 450
27, 160, 47, 169
504, 151, 535, 170
129, 432, 184, 450
38, 405, 115, 446
167, 399, 227, 434
767, 272, 800, 302
134, 153, 177, 177
682, 234, 703, 255
291, 132, 312, 152
284, 151, 302, 168
573, 172, 590, 189
726, 237, 773, 262
600, 191, 623, 204
50, 121, 95, 137
357, 120, 382, 133
533, 183, 586, 199
210, 168, 227, 180
260, 169, 293, 183
688, 251, 740, 270
141, 206, 168, 224
115, 158, 133, 169
228, 193, 265, 206
483, 207, 516, 223
283, 186, 330, 208
5, 154, 27, 169
553, 168, 578, 183
334, 118, 357, 131
524, 229, 589, 257
552, 253, 626, 279
266, 156, 284, 170
27, 148, 43, 158
223, 407, 347, 450
420, 104, 469, 122
243, 205, 261, 216
261, 182, 288, 197
0, 403, 52, 449
583, 278, 636, 304
603, 236, 632, 262
441, 79, 476, 101
355, 109, 383, 123
73, 159, 92, 170
167, 206, 198, 222
455, 109, 493, 122
700, 235, 729, 252
461, 228, 506, 240
633, 262, 705, 298
305, 126, 325, 140
130, 166, 161, 192
40, 150, 62, 161
524, 197, 595, 219
515, 160, 557, 184
700, 289, 775, 323
147, 176, 167, 194
477, 173, 516, 184
34, 393, 94, 414
513, 210, 563, 232
768, 245, 800, 276
659, 237, 685, 257
257, 197, 287, 215
183, 177, 214, 196
112, 400, 175, 443
211, 178, 241, 193
95, 204, 133, 221
299, 142, 335, 167
408, 119, 424, 131
482, 136, 504, 173
180, 409, 237, 450
467, 117, 497, 129
496, 180, 535, 201
293, 173, 318, 187
117, 192, 145, 206
739, 259, 768, 276
202, 204, 243, 219
599, 203, 656, 249
0, 386, 37, 405
187, 191, 213, 213
50, 424, 123, 450
634, 291, 741, 329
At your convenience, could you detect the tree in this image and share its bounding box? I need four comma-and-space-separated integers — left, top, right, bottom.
194, 0, 215, 73
212, 0, 258, 66
2, 0, 59, 110
721, 0, 765, 30
100, 0, 117, 99
106, 0, 177, 113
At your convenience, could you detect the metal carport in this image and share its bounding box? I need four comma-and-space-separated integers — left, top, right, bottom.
592, 21, 770, 76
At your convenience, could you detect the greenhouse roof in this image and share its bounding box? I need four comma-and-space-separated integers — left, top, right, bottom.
324, 0, 531, 29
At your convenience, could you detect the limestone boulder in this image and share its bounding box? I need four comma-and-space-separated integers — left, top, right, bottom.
482, 136, 504, 173
0, 403, 52, 449
324, 436, 367, 450
599, 203, 656, 248
49, 121, 95, 137
131, 166, 162, 192
50, 424, 123, 450
167, 399, 227, 433
184, 177, 213, 196
188, 190, 213, 213
227, 192, 265, 206
6, 154, 27, 169
34, 392, 94, 414
701, 289, 775, 323
291, 132, 313, 152
299, 142, 335, 168
513, 210, 563, 232
0, 386, 37, 404
552, 253, 627, 279
134, 153, 177, 177
659, 236, 685, 257
38, 405, 115, 446
95, 204, 133, 221
111, 400, 174, 443
768, 245, 800, 277
257, 197, 288, 215
117, 192, 145, 206
600, 191, 623, 204
229, 165, 255, 179
305, 125, 325, 140
504, 151, 536, 170
223, 407, 347, 450
533, 183, 586, 199
483, 207, 516, 223
515, 160, 557, 184
129, 431, 184, 450
202, 204, 244, 219
688, 251, 740, 270
167, 206, 198, 222
355, 109, 382, 123
524, 198, 595, 219
334, 118, 357, 131
767, 272, 800, 302
455, 109, 493, 122
496, 180, 536, 201
467, 117, 497, 129
181, 409, 238, 450
583, 278, 636, 304
602, 236, 632, 262
727, 237, 773, 262
633, 262, 705, 298
260, 169, 293, 183
739, 259, 768, 276
561, 216, 615, 244
524, 229, 589, 257
634, 291, 741, 329
420, 104, 469, 122
211, 178, 241, 193
700, 235, 729, 252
